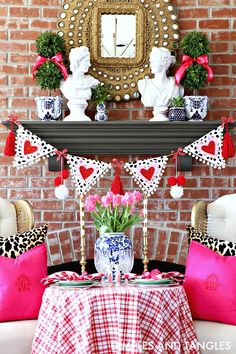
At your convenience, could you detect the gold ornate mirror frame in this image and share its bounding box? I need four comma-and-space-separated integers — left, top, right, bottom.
58, 0, 180, 101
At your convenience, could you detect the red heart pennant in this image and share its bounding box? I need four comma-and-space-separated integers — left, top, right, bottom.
140, 167, 155, 181
201, 141, 215, 155
80, 166, 94, 180
24, 140, 38, 155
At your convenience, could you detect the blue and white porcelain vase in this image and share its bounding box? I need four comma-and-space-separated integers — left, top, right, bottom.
94, 232, 134, 281
35, 96, 62, 121
184, 96, 208, 121
94, 103, 108, 122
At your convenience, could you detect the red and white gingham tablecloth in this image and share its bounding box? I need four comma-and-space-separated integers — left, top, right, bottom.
31, 284, 199, 354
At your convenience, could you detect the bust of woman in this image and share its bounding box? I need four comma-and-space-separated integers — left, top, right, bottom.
138, 47, 184, 121
60, 46, 99, 121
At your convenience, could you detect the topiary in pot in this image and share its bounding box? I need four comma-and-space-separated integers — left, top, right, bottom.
91, 84, 111, 122
168, 96, 186, 121
174, 31, 213, 121
32, 31, 68, 121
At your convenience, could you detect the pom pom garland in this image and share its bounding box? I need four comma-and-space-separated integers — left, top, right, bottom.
176, 175, 186, 186
167, 176, 177, 187
54, 184, 69, 200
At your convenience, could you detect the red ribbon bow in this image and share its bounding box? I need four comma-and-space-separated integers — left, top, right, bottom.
173, 147, 185, 160
112, 158, 123, 176
7, 114, 20, 130
55, 149, 68, 161
221, 116, 234, 128
175, 54, 213, 85
32, 53, 68, 80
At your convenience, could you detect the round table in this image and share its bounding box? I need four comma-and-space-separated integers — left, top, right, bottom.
31, 284, 199, 354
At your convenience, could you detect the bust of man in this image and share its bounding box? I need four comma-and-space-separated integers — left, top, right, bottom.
60, 46, 99, 121
138, 47, 184, 121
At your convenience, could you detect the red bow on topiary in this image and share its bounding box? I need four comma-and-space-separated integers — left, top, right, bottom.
175, 54, 213, 85
32, 53, 68, 80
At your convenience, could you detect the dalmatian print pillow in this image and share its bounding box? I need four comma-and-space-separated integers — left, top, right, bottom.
187, 226, 236, 256
0, 224, 47, 258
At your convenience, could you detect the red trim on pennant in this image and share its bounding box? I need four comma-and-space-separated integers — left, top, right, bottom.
201, 141, 215, 155
79, 166, 94, 180
140, 167, 155, 181
24, 140, 38, 155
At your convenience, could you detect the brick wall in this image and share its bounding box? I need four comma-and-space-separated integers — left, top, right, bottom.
0, 0, 236, 268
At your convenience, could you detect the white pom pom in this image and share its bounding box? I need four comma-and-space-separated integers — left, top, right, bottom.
54, 184, 69, 200
170, 185, 184, 199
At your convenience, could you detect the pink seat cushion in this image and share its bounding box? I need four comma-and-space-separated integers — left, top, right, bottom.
184, 241, 236, 325
0, 244, 47, 322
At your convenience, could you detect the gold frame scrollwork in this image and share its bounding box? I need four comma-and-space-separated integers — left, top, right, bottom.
57, 0, 180, 102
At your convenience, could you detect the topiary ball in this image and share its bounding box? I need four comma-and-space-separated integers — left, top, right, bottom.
181, 31, 210, 58
181, 62, 208, 91
35, 61, 64, 91
36, 31, 66, 58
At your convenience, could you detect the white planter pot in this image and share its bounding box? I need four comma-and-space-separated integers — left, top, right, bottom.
35, 96, 62, 121
184, 96, 208, 121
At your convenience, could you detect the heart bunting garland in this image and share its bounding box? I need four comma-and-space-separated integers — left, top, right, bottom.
67, 154, 112, 196
183, 126, 225, 169
13, 125, 56, 168
124, 156, 168, 196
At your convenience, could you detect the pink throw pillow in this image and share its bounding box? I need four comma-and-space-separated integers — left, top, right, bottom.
0, 244, 47, 322
184, 241, 236, 325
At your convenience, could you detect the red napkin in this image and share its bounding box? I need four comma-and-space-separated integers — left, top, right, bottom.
41, 271, 103, 286
123, 269, 184, 283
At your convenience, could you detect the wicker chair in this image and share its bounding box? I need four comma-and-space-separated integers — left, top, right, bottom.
11, 199, 34, 233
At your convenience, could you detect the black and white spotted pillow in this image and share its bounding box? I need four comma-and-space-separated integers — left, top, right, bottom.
187, 226, 236, 256
0, 224, 47, 258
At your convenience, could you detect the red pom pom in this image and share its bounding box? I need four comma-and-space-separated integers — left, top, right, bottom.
110, 175, 125, 195
4, 131, 15, 156
167, 176, 177, 186
222, 132, 235, 159
54, 176, 62, 187
177, 175, 186, 186
62, 169, 69, 179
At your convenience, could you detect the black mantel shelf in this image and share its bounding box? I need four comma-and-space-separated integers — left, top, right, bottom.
2, 120, 233, 155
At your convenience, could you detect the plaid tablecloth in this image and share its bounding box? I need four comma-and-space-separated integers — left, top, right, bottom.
31, 284, 199, 354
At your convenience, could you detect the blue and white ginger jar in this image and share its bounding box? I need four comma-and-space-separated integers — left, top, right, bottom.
94, 232, 134, 281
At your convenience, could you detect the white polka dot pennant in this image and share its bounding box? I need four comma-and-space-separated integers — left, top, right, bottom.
13, 125, 56, 169
124, 156, 168, 197
67, 154, 112, 196
183, 125, 226, 169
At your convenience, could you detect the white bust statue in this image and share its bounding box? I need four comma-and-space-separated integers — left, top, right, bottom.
60, 46, 99, 121
138, 47, 184, 121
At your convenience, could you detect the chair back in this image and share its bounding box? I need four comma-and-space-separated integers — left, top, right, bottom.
0, 198, 34, 238
191, 194, 236, 242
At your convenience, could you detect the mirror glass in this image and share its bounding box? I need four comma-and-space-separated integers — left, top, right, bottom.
101, 14, 136, 58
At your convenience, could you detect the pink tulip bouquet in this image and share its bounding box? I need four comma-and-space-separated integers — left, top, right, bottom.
85, 191, 143, 233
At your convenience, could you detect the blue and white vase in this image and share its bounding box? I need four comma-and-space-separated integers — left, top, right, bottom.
184, 96, 208, 121
94, 232, 134, 282
35, 96, 62, 121
94, 103, 108, 122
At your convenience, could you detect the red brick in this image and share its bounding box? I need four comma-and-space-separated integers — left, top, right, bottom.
44, 211, 76, 222
199, 20, 229, 29
179, 20, 197, 31
179, 8, 208, 18
31, 20, 56, 29
9, 189, 41, 199
213, 8, 236, 17
10, 30, 40, 41
0, 65, 28, 75
199, 0, 229, 4
43, 8, 59, 18
10, 7, 39, 17
31, 0, 59, 5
